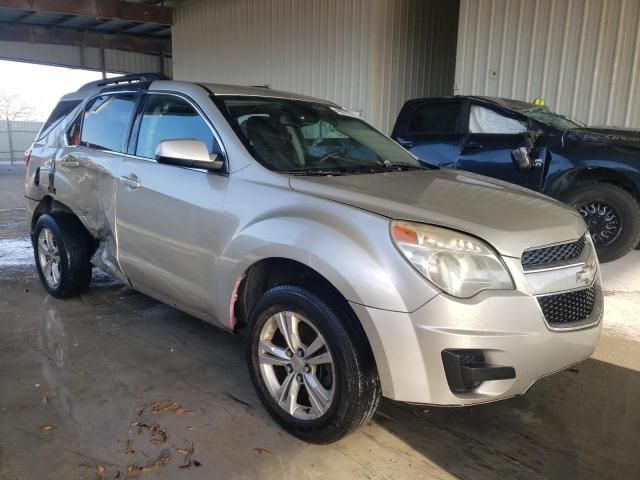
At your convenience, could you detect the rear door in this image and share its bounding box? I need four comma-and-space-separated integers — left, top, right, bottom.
392, 99, 464, 167
458, 102, 547, 189
115, 92, 228, 317
53, 92, 138, 236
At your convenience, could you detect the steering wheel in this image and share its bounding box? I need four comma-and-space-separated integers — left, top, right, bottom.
316, 151, 343, 164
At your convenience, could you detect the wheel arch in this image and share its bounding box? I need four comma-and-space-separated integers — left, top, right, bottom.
546, 167, 640, 202
233, 257, 360, 331
231, 257, 381, 378
31, 196, 96, 250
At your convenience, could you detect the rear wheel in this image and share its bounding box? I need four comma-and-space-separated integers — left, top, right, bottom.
247, 285, 380, 444
563, 183, 640, 263
33, 214, 93, 298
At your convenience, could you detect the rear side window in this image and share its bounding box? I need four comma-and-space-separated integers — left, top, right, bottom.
80, 94, 136, 152
38, 100, 81, 139
135, 94, 221, 159
409, 102, 460, 133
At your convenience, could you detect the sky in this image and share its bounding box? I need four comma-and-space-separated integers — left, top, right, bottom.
0, 60, 108, 121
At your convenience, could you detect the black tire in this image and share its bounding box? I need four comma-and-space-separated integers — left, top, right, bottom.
33, 213, 93, 298
247, 285, 380, 444
563, 183, 640, 263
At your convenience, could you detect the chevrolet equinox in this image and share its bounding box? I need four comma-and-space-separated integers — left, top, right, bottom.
24, 74, 603, 444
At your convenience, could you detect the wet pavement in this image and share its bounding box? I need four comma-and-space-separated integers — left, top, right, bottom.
1, 164, 639, 479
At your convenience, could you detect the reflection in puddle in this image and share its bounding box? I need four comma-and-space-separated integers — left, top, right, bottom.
0, 238, 33, 267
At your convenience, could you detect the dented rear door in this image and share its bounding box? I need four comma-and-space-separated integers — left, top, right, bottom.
53, 93, 138, 243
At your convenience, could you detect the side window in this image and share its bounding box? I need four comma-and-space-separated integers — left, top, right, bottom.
67, 114, 82, 146
39, 100, 81, 140
469, 105, 528, 134
135, 94, 221, 159
80, 94, 136, 152
408, 102, 460, 134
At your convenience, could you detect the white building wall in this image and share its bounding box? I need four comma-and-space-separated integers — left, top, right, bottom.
0, 41, 172, 76
455, 0, 640, 128
173, 0, 459, 132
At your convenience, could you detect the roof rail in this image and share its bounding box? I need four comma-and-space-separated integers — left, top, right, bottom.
78, 73, 169, 92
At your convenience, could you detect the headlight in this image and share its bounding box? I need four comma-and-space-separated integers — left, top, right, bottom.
391, 221, 514, 298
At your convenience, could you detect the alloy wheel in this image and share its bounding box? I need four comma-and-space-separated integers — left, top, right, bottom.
37, 228, 61, 288
258, 311, 335, 420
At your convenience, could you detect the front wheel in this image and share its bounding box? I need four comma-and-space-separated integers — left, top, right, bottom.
563, 183, 640, 263
247, 285, 380, 444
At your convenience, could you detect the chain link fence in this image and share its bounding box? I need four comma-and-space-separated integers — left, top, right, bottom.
0, 120, 43, 164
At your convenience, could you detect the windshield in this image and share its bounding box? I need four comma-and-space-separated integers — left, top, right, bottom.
518, 105, 584, 129
490, 98, 584, 129
218, 96, 426, 174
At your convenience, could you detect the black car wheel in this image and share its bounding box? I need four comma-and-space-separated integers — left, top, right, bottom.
247, 284, 380, 444
33, 214, 93, 298
563, 183, 640, 263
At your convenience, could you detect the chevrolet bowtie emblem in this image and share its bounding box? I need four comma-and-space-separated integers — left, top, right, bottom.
576, 264, 594, 286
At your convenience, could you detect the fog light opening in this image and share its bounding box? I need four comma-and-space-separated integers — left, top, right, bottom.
441, 349, 516, 394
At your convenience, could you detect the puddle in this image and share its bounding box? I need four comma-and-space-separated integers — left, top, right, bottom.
0, 238, 34, 267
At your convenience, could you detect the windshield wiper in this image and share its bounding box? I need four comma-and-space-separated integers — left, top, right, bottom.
378, 161, 432, 171
284, 161, 431, 176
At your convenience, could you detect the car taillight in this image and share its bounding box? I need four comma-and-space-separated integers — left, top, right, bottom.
24, 148, 32, 169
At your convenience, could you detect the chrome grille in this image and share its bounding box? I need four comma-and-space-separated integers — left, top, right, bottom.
537, 284, 600, 328
522, 236, 586, 268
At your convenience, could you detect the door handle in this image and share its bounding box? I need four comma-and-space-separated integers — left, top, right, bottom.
119, 175, 141, 190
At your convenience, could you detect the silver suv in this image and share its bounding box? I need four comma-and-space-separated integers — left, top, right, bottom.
25, 74, 603, 444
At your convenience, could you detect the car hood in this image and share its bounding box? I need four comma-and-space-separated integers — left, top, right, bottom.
289, 169, 585, 258
566, 126, 640, 149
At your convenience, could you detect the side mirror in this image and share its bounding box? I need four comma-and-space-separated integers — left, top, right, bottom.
511, 146, 533, 170
155, 139, 223, 171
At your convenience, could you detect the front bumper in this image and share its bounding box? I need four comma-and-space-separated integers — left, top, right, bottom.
350, 286, 602, 405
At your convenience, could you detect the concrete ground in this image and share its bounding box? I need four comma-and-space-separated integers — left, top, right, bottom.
1, 164, 639, 480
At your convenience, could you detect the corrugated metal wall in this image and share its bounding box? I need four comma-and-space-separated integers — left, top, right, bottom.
455, 0, 640, 128
368, 0, 459, 132
0, 41, 172, 76
173, 0, 458, 132
0, 120, 42, 163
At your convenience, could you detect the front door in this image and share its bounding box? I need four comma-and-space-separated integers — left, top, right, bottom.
458, 103, 547, 189
115, 93, 228, 316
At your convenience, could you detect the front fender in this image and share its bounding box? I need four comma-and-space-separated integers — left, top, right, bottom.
210, 187, 439, 327
544, 144, 640, 197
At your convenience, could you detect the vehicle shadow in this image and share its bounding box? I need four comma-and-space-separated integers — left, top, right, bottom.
374, 358, 640, 480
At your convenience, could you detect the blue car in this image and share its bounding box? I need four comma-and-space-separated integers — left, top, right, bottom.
392, 96, 640, 262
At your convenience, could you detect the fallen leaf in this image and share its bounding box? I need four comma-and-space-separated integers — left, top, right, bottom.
128, 455, 171, 473
137, 408, 144, 417
178, 442, 195, 469
124, 439, 135, 455
255, 448, 271, 456
150, 423, 168, 444
151, 399, 183, 415
79, 463, 106, 480
39, 425, 54, 432
193, 460, 202, 467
